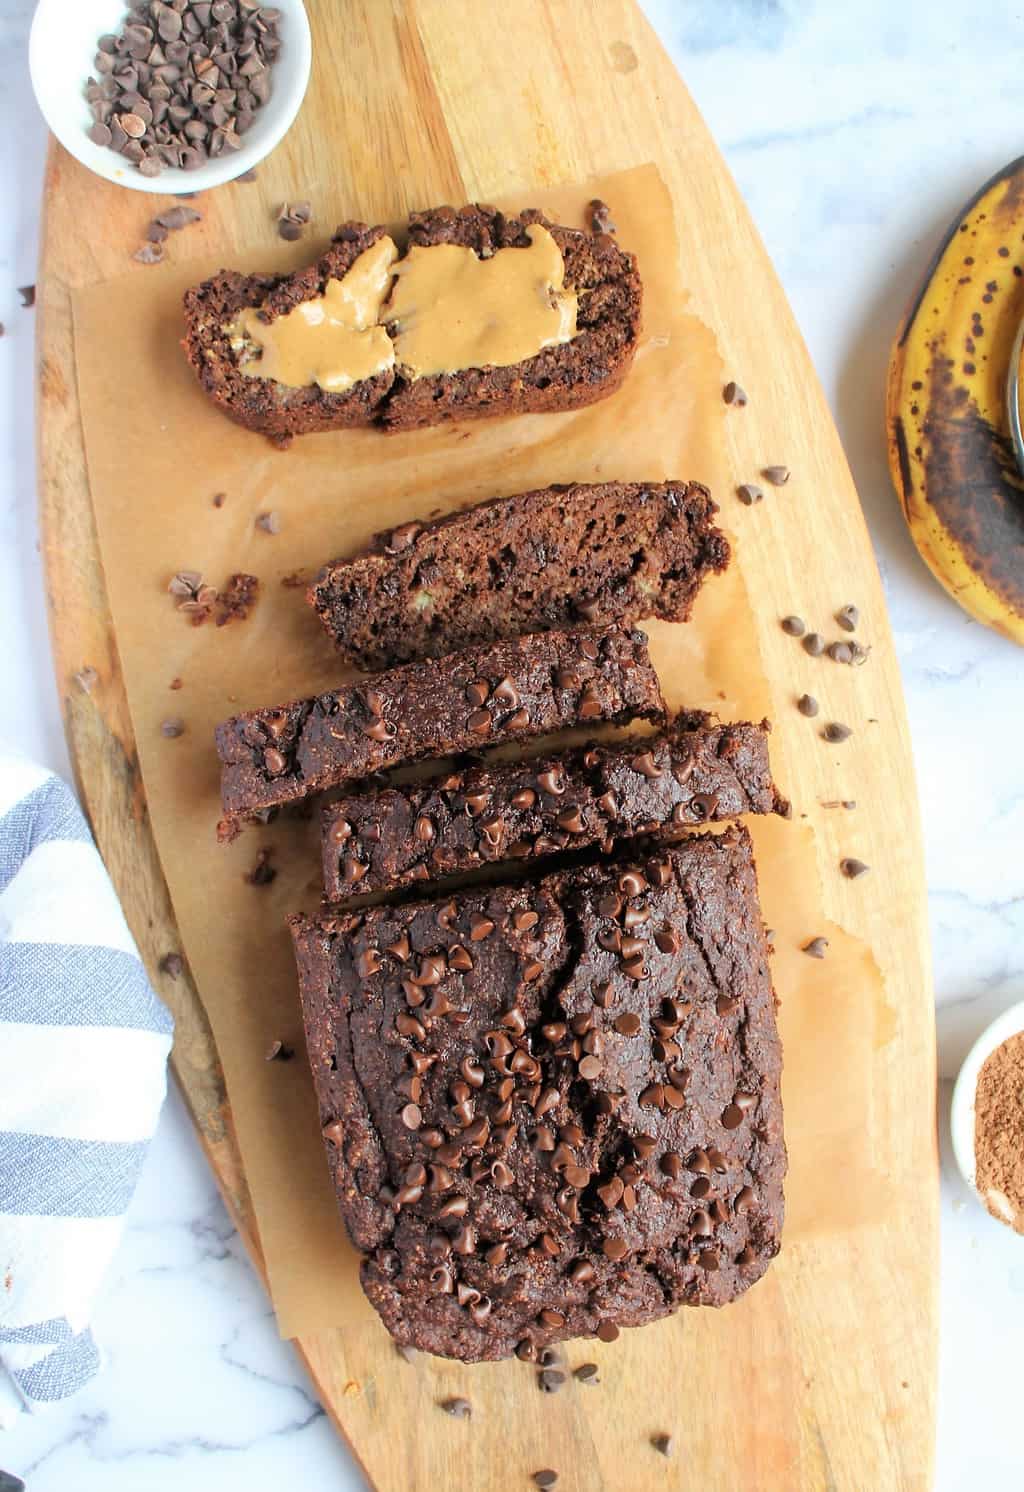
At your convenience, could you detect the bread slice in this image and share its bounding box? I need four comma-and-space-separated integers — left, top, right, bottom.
308, 480, 729, 668
182, 224, 394, 443
289, 826, 785, 1362
214, 625, 665, 821
379, 205, 641, 430
181, 207, 640, 440
320, 713, 785, 900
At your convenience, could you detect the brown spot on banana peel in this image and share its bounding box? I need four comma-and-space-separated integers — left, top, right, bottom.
921, 356, 1024, 617
898, 153, 1024, 349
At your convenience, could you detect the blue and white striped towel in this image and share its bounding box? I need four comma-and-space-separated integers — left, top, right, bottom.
0, 750, 173, 1424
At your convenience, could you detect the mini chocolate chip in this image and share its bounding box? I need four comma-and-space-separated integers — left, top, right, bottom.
737, 483, 763, 506
589, 197, 616, 234
849, 640, 870, 666
18, 285, 35, 308
578, 684, 603, 720
467, 708, 491, 735
840, 857, 870, 878
603, 1236, 628, 1261
762, 465, 790, 485
798, 693, 819, 717
400, 1102, 422, 1129
613, 1013, 642, 1036
828, 641, 853, 664
533, 1472, 559, 1488
803, 936, 829, 958
723, 381, 747, 406
363, 716, 396, 742
160, 717, 185, 738
574, 1362, 600, 1383
255, 510, 280, 534
836, 604, 859, 632
244, 848, 276, 886
159, 952, 184, 979
630, 750, 662, 778
536, 768, 565, 796
721, 1104, 744, 1130
781, 615, 805, 637
652, 1433, 675, 1457
823, 721, 852, 742
440, 1397, 471, 1418
596, 1322, 619, 1343
511, 787, 536, 809
690, 792, 719, 821
802, 632, 825, 656
538, 1369, 567, 1393
465, 679, 489, 707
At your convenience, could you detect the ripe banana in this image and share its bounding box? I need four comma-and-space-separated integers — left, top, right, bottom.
886, 155, 1024, 644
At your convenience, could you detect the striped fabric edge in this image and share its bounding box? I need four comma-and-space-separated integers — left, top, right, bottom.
0, 1133, 149, 1218
0, 776, 92, 898
0, 1213, 123, 1333
0, 1022, 171, 1143
0, 840, 138, 956
0, 754, 51, 824
8, 1327, 101, 1405
0, 942, 174, 1034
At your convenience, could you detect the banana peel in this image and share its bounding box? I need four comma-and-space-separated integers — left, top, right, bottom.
886, 155, 1024, 644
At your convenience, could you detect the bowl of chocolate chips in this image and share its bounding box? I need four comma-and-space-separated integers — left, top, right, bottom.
30, 0, 311, 193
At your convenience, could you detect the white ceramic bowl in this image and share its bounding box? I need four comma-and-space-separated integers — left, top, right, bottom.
29, 0, 311, 194
950, 998, 1024, 1229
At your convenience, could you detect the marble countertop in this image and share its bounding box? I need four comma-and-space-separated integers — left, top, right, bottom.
2, 1, 1023, 1486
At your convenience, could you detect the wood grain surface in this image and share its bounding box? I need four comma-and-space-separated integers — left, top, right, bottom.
36, 2, 937, 1487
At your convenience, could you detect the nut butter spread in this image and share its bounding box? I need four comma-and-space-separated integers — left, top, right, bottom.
230, 224, 577, 391
386, 224, 577, 378
230, 235, 399, 391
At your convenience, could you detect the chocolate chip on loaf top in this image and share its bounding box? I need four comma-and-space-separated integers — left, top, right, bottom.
290, 826, 785, 1363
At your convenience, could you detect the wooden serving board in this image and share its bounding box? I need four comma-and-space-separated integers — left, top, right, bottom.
37, 2, 937, 1487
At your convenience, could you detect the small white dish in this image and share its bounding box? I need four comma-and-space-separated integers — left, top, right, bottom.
29, 0, 311, 195
950, 998, 1024, 1228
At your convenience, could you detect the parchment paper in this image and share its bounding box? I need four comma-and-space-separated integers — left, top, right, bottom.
71, 164, 885, 1339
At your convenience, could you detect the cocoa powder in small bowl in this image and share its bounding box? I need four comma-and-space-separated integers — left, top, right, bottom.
974, 1031, 1024, 1232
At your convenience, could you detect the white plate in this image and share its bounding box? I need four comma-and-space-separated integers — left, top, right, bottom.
29, 0, 311, 194
950, 998, 1024, 1230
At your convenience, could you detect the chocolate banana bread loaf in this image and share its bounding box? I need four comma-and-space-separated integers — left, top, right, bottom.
308, 481, 730, 668
321, 713, 784, 900
182, 206, 640, 441
182, 224, 395, 442
290, 826, 785, 1362
215, 626, 664, 820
